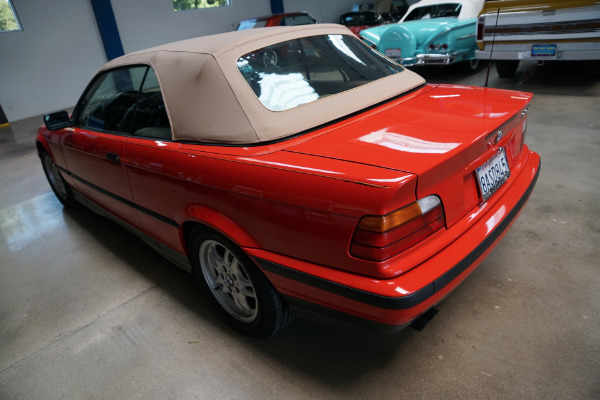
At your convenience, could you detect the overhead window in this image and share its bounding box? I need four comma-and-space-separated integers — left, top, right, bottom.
173, 0, 231, 12
0, 0, 22, 32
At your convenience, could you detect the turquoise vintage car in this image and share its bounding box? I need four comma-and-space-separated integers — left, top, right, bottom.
360, 0, 484, 70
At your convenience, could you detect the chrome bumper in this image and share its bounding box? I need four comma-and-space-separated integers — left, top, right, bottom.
393, 50, 469, 67
475, 42, 600, 61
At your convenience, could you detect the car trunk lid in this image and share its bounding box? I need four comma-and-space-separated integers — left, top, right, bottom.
285, 84, 532, 227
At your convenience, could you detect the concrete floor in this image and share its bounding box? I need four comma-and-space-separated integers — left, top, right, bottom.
1, 61, 599, 399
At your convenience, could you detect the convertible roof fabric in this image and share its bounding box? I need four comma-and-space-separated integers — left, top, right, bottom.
99, 24, 425, 144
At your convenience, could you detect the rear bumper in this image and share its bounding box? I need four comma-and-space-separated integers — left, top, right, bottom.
248, 150, 541, 333
398, 50, 470, 66
475, 42, 600, 61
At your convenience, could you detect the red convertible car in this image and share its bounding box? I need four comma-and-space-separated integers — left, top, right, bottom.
38, 24, 540, 337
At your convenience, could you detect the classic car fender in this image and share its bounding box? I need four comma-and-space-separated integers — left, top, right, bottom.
428, 20, 477, 47
379, 25, 417, 58
183, 204, 261, 248
423, 20, 478, 58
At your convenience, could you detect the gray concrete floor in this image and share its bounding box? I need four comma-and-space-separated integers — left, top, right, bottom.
1, 61, 599, 399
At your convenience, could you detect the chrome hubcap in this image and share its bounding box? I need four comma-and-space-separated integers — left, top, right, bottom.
199, 240, 258, 323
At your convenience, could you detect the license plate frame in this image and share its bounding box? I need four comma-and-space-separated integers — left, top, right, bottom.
476, 148, 511, 201
385, 48, 402, 59
531, 44, 556, 57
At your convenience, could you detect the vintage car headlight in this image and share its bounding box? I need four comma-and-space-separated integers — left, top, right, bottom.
350, 195, 445, 261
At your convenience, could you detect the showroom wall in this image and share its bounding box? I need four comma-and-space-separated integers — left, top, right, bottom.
0, 0, 363, 122
284, 0, 358, 26
0, 0, 107, 122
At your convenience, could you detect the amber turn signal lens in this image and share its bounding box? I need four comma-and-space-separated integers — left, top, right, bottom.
351, 195, 445, 262
358, 202, 423, 233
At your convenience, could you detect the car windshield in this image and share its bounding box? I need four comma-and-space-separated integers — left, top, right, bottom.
342, 12, 380, 26
237, 34, 404, 111
280, 15, 315, 26
403, 3, 462, 21
237, 20, 268, 30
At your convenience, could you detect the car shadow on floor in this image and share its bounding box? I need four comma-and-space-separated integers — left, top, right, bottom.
60, 203, 421, 384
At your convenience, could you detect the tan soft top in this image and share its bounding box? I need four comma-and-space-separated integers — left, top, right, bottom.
100, 24, 426, 144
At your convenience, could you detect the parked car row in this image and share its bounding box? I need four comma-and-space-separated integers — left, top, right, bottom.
234, 0, 598, 76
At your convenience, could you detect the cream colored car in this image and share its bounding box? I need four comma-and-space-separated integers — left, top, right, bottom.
475, 0, 600, 77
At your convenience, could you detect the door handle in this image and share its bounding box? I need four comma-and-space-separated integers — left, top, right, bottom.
106, 152, 120, 165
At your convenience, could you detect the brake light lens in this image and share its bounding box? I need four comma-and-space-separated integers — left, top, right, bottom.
477, 15, 485, 41
429, 43, 448, 51
350, 195, 445, 261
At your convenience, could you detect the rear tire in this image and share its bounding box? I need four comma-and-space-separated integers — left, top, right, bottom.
496, 60, 519, 78
189, 228, 292, 338
41, 151, 77, 208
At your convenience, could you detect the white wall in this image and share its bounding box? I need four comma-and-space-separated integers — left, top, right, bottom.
283, 0, 357, 24
111, 0, 271, 54
0, 0, 106, 122
0, 0, 270, 122
0, 0, 377, 122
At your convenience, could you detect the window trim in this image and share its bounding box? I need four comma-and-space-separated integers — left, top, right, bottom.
73, 64, 172, 141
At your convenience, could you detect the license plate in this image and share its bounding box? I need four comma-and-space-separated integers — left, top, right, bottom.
531, 44, 556, 56
476, 148, 511, 201
385, 48, 402, 59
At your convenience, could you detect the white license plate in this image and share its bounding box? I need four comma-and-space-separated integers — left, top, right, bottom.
385, 48, 402, 59
476, 148, 510, 201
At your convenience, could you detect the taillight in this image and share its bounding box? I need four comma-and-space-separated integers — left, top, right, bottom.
520, 105, 529, 151
429, 43, 448, 51
350, 195, 445, 262
477, 15, 485, 41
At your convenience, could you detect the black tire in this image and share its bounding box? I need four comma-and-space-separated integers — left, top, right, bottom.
40, 151, 77, 208
496, 60, 519, 78
463, 58, 480, 72
189, 228, 292, 338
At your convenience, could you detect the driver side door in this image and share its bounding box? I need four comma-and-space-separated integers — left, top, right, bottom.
61, 66, 148, 227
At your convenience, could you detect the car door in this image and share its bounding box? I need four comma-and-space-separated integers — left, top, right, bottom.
62, 66, 148, 226
119, 67, 185, 254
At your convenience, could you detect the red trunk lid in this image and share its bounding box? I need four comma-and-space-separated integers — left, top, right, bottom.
285, 84, 532, 226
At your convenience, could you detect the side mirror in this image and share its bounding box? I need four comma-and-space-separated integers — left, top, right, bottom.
44, 111, 72, 131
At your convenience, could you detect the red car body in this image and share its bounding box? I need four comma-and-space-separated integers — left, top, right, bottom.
37, 25, 539, 336
236, 12, 316, 30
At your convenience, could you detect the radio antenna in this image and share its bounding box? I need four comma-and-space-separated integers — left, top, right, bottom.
484, 8, 501, 88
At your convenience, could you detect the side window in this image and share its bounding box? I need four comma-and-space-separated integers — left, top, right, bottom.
130, 68, 171, 139
78, 67, 147, 134
76, 66, 171, 139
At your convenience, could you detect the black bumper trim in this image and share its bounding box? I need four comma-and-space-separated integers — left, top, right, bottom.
256, 163, 540, 311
